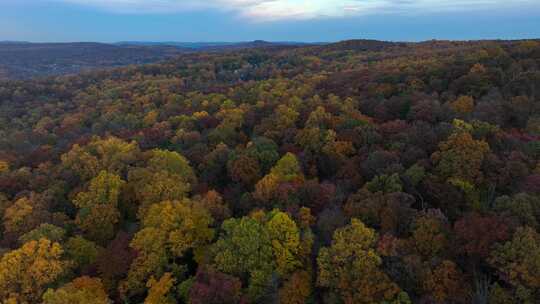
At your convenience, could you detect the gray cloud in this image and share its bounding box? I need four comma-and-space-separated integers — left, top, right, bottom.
52, 0, 540, 20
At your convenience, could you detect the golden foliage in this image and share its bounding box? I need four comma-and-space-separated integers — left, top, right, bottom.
42, 276, 111, 304
0, 239, 68, 303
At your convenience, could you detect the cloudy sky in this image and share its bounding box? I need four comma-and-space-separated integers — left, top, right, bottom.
1, 0, 539, 42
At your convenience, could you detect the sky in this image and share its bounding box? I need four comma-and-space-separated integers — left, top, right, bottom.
0, 0, 539, 42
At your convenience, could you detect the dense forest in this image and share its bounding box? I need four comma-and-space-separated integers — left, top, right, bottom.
0, 41, 306, 80
0, 39, 539, 304
0, 42, 191, 80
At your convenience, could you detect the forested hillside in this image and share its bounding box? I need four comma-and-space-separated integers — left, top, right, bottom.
0, 42, 193, 80
0, 41, 307, 80
0, 39, 539, 303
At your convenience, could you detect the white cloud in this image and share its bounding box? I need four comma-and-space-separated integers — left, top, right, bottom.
53, 0, 539, 21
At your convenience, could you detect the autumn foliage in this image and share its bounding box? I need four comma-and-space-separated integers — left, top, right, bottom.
0, 39, 539, 302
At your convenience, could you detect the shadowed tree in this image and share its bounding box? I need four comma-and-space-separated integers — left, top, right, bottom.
189, 266, 243, 304
489, 227, 540, 301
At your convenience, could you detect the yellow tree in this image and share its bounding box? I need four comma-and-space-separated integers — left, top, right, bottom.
42, 276, 111, 304
144, 273, 176, 304
0, 160, 8, 174
431, 126, 490, 185
305, 106, 332, 129
122, 199, 214, 297
2, 197, 35, 239
265, 210, 302, 276
254, 153, 304, 204
127, 149, 196, 219
450, 95, 475, 115
2, 194, 50, 242
269, 152, 304, 182
73, 170, 125, 243
61, 136, 139, 181
0, 239, 68, 303
317, 219, 401, 304
264, 105, 299, 139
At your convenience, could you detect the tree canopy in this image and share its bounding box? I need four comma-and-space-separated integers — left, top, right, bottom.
0, 39, 539, 303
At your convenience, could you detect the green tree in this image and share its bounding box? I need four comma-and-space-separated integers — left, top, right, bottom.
212, 216, 275, 300
65, 236, 101, 270
19, 223, 66, 244
270, 152, 303, 182
493, 193, 540, 229
365, 173, 403, 194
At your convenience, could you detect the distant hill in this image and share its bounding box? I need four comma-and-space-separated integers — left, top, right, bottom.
197, 40, 318, 51
0, 42, 190, 80
0, 40, 321, 80
115, 41, 236, 49
0, 41, 32, 44
318, 39, 406, 52
116, 40, 317, 50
